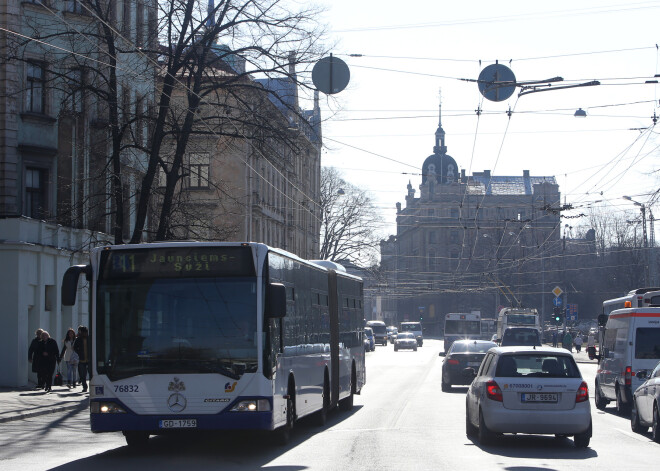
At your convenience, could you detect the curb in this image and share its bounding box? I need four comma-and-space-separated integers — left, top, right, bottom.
0, 401, 88, 424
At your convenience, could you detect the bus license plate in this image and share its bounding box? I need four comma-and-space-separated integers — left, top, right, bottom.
159, 419, 197, 428
521, 393, 558, 403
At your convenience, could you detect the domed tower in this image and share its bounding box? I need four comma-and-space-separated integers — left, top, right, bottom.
421, 102, 459, 185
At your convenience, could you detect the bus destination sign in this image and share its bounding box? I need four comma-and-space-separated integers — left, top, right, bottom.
100, 246, 255, 278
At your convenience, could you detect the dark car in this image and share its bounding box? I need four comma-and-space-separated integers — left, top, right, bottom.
500, 327, 542, 347
441, 340, 497, 391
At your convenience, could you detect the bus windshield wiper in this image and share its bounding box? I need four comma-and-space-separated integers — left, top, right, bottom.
202, 364, 240, 380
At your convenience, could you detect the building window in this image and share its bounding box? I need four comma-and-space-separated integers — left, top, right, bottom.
428, 251, 436, 270
429, 231, 436, 243
188, 153, 210, 188
25, 62, 46, 113
25, 167, 48, 218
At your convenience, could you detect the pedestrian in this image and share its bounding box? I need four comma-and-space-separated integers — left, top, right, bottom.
74, 325, 91, 393
551, 331, 558, 348
60, 328, 78, 388
36, 331, 60, 392
574, 334, 583, 353
28, 328, 44, 389
562, 331, 573, 352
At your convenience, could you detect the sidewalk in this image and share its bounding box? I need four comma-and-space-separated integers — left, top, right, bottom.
0, 384, 89, 424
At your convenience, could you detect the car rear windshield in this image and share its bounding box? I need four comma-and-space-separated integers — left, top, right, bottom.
451, 342, 496, 353
635, 328, 660, 359
397, 332, 414, 339
400, 323, 421, 332
495, 354, 581, 378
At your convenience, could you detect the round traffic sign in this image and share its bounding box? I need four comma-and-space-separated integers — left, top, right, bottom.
312, 56, 350, 95
478, 63, 516, 102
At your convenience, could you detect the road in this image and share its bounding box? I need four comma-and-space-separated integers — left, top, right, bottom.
0, 339, 657, 470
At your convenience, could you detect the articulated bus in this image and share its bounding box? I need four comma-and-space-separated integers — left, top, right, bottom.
61, 242, 365, 446
443, 312, 481, 353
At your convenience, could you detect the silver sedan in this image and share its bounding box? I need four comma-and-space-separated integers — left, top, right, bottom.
631, 360, 660, 442
465, 346, 592, 447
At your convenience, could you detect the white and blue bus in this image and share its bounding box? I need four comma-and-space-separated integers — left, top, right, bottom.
61, 242, 365, 446
443, 312, 481, 353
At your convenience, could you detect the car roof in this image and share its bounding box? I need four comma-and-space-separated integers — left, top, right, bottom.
490, 346, 573, 356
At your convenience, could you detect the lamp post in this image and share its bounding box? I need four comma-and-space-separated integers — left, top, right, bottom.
623, 196, 650, 285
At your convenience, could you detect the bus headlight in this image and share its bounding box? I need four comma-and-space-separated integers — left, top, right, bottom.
91, 402, 127, 414
230, 399, 271, 412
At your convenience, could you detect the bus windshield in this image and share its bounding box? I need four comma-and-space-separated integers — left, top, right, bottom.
506, 314, 537, 325
96, 277, 259, 381
444, 320, 480, 335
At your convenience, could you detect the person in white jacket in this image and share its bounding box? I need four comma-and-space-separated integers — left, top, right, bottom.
60, 328, 78, 388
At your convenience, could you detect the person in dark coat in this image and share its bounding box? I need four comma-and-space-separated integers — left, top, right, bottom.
36, 331, 60, 392
73, 325, 91, 393
28, 328, 44, 389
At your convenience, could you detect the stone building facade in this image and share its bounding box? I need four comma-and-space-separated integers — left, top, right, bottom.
380, 106, 562, 334
0, 0, 155, 386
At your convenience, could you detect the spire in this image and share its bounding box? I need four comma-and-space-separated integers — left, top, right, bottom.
433, 90, 447, 155
207, 0, 215, 29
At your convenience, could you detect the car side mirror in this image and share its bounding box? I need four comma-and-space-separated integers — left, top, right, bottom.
439, 352, 445, 357
636, 370, 648, 380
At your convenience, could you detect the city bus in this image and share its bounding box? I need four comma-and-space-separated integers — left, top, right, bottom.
443, 312, 481, 353
61, 242, 365, 446
601, 287, 660, 316
496, 307, 541, 341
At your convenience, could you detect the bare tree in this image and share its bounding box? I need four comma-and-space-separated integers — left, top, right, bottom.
320, 167, 383, 265
131, 0, 328, 243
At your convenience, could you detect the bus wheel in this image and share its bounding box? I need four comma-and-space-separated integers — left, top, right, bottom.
316, 373, 330, 426
124, 431, 149, 448
339, 366, 355, 411
275, 396, 294, 445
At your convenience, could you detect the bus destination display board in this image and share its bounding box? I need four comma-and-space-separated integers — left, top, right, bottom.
100, 246, 255, 279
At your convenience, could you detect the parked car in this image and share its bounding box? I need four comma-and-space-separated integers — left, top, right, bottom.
499, 327, 542, 347
441, 340, 497, 391
364, 327, 375, 352
466, 346, 592, 447
630, 360, 660, 442
394, 332, 418, 352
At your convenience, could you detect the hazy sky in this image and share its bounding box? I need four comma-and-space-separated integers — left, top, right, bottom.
311, 0, 660, 239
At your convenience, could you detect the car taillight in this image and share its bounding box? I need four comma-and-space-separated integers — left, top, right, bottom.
448, 359, 460, 365
624, 366, 632, 386
486, 380, 503, 402
576, 381, 589, 403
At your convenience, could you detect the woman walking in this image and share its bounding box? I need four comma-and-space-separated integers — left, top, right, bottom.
36, 331, 60, 392
60, 328, 78, 388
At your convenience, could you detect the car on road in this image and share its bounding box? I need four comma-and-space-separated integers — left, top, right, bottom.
499, 327, 542, 347
441, 340, 497, 391
387, 326, 398, 343
465, 346, 592, 448
364, 327, 375, 352
630, 359, 660, 442
394, 332, 418, 352
400, 321, 423, 346
366, 320, 388, 346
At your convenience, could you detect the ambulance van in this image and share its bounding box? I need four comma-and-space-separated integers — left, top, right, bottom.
594, 306, 660, 416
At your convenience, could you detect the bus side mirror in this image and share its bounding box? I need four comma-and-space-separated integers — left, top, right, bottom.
61, 265, 91, 306
597, 314, 607, 327
265, 283, 286, 319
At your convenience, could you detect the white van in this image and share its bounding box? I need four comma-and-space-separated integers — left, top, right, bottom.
366, 320, 388, 346
594, 306, 660, 415
400, 321, 423, 346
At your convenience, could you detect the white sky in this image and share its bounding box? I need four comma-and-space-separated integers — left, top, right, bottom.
309, 0, 660, 240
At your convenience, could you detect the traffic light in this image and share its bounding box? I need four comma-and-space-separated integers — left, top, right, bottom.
553, 307, 563, 325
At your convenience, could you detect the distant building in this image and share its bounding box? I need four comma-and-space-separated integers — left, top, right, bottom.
380, 105, 562, 333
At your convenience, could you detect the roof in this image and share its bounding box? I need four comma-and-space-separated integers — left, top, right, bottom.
467, 175, 557, 196
491, 346, 573, 355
